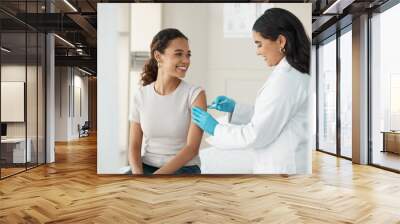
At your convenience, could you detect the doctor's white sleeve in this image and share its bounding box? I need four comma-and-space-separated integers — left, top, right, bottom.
229, 103, 254, 125
212, 73, 307, 150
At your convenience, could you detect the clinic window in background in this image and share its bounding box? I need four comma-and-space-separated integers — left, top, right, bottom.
370, 2, 400, 172
317, 35, 337, 155
311, 45, 317, 150
316, 25, 352, 160
0, 1, 47, 179
339, 26, 352, 159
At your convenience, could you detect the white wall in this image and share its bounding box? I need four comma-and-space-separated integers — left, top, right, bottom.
54, 67, 89, 141
55, 67, 68, 141
162, 3, 209, 89
131, 4, 161, 52
97, 3, 131, 174
206, 3, 270, 117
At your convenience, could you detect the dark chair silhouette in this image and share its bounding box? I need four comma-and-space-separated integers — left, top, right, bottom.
79, 121, 90, 138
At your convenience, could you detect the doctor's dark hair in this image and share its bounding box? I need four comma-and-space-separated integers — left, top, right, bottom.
252, 8, 310, 74
141, 28, 188, 86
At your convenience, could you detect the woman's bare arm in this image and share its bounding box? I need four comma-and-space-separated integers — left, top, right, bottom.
154, 90, 206, 174
128, 121, 144, 174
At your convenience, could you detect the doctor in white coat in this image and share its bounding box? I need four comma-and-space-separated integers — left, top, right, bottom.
192, 8, 311, 174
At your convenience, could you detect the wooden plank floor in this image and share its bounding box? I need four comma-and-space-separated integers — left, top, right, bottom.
0, 167, 26, 178
1, 134, 400, 223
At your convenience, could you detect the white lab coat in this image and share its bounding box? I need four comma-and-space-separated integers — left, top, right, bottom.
208, 57, 311, 174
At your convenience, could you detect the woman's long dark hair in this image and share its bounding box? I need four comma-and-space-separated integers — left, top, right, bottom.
252, 8, 310, 74
141, 28, 188, 86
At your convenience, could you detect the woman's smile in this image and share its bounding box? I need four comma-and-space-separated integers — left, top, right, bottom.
176, 65, 188, 72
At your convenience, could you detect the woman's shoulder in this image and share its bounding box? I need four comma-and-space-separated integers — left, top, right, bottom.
265, 65, 309, 97
137, 82, 155, 94
180, 80, 203, 93
275, 58, 309, 79
132, 83, 150, 100
275, 63, 310, 84
179, 80, 205, 105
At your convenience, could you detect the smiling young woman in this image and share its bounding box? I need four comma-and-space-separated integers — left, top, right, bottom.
128, 28, 207, 175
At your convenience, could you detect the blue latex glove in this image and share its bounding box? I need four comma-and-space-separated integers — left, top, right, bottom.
191, 107, 218, 135
208, 96, 235, 113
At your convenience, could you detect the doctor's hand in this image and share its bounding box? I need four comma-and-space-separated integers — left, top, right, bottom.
191, 107, 219, 136
208, 96, 235, 113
